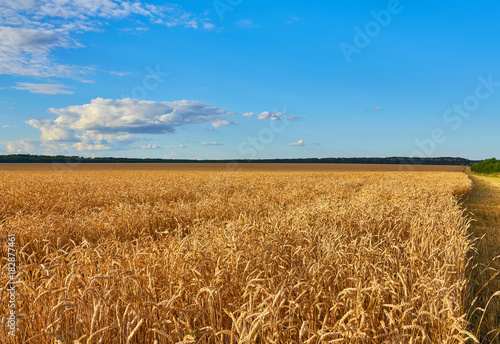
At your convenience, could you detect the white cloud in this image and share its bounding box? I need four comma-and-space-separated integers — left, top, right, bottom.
12, 82, 74, 94
236, 20, 258, 29
201, 142, 222, 146
0, 1, 215, 78
203, 23, 216, 31
287, 115, 300, 122
211, 119, 237, 127
257, 111, 286, 120
18, 97, 246, 153
363, 106, 382, 112
7, 139, 36, 153
72, 142, 110, 151
165, 145, 173, 148
108, 71, 133, 77
72, 132, 141, 151
4, 134, 139, 154
5, 138, 72, 155
120, 27, 150, 34
0, 26, 86, 78
31, 98, 237, 137
288, 139, 304, 146
2, 125, 17, 128
141, 144, 160, 149
164, 151, 177, 158
178, 144, 186, 148
242, 112, 254, 118
27, 118, 74, 141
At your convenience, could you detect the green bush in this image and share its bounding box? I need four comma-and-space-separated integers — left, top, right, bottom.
470, 158, 500, 173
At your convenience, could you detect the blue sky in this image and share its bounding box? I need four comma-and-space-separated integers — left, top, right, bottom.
0, 0, 499, 160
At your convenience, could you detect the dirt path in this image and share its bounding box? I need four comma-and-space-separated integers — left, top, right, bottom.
463, 174, 500, 343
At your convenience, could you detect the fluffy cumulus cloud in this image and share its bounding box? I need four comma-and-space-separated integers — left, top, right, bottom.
7, 139, 37, 153
257, 111, 286, 120
24, 98, 237, 152
0, 0, 215, 78
211, 119, 237, 127
141, 144, 160, 149
251, 110, 302, 123
256, 111, 300, 122
12, 82, 74, 94
288, 139, 304, 146
27, 118, 75, 141
72, 132, 141, 151
6, 138, 72, 155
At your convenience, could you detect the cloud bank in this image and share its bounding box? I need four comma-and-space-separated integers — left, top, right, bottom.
23, 98, 238, 152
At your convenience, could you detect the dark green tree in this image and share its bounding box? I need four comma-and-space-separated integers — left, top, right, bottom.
470, 158, 500, 173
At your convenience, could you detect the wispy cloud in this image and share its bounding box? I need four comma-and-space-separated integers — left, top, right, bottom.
164, 151, 177, 158
0, 1, 215, 78
108, 71, 133, 77
0, 26, 88, 78
119, 27, 150, 34
287, 115, 300, 122
363, 106, 382, 112
12, 82, 74, 95
236, 20, 258, 29
286, 17, 300, 24
202, 142, 222, 146
203, 23, 216, 31
2, 125, 18, 128
288, 139, 304, 146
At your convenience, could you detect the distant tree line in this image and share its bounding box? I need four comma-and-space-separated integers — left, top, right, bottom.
0, 154, 478, 165
470, 158, 500, 173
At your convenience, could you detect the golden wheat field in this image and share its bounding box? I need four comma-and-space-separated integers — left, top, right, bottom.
0, 166, 479, 343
